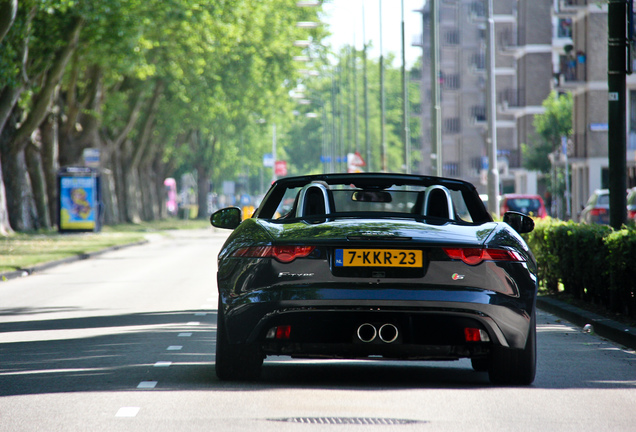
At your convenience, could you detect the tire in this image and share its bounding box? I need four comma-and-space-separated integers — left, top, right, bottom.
215, 300, 263, 381
471, 357, 489, 372
488, 312, 536, 385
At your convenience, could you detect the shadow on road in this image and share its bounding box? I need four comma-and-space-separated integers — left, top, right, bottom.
1, 310, 634, 396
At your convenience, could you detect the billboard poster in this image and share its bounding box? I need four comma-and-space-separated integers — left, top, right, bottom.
59, 176, 96, 230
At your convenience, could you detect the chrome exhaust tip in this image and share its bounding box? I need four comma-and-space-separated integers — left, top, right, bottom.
357, 323, 377, 343
378, 323, 399, 343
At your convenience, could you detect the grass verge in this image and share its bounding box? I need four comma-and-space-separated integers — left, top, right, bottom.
0, 219, 210, 274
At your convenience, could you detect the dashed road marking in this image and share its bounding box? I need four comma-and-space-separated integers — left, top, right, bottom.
167, 345, 182, 351
137, 381, 157, 389
178, 332, 192, 337
116, 407, 140, 417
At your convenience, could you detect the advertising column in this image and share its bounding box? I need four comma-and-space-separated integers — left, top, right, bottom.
58, 167, 101, 233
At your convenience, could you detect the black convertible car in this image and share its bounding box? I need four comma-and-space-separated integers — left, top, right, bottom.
210, 173, 537, 385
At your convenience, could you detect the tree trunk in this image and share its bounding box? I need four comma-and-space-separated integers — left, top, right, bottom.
0, 158, 13, 235
40, 111, 59, 224
1, 149, 34, 231
0, 0, 18, 44
196, 163, 210, 219
123, 161, 142, 223
25, 141, 51, 229
1, 111, 34, 231
59, 64, 103, 167
11, 17, 83, 153
195, 134, 217, 219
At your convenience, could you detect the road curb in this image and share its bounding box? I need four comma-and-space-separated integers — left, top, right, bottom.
537, 296, 636, 351
0, 240, 148, 282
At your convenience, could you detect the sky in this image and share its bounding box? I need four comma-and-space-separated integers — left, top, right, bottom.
320, 0, 426, 68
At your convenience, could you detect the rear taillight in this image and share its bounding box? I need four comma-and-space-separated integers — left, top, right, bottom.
629, 210, 636, 219
589, 208, 607, 216
442, 247, 524, 265
464, 328, 490, 342
232, 245, 315, 263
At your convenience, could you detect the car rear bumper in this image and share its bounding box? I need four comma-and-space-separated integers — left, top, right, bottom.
220, 284, 536, 354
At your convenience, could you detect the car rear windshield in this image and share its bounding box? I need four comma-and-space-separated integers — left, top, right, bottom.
265, 183, 486, 224
505, 198, 541, 213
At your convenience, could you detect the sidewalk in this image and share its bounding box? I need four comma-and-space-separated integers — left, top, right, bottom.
537, 296, 636, 351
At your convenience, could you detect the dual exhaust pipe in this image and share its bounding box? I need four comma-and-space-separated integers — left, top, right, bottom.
356, 323, 399, 343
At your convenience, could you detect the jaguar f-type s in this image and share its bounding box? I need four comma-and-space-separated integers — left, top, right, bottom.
210, 173, 538, 385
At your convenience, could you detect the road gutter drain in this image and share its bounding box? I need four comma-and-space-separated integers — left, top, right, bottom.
267, 417, 425, 425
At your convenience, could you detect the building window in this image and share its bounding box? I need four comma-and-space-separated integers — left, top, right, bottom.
443, 117, 461, 134
441, 73, 460, 90
469, 1, 485, 19
472, 52, 485, 70
557, 18, 572, 38
445, 30, 460, 45
471, 105, 486, 123
443, 162, 459, 177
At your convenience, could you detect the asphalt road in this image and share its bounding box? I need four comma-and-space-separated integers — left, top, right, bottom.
1, 228, 635, 432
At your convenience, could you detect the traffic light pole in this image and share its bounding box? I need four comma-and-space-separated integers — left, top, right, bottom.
607, 0, 628, 229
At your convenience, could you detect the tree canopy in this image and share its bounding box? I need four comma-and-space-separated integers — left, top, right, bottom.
0, 0, 419, 233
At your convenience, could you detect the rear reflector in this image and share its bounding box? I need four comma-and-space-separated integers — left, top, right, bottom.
442, 247, 524, 265
464, 328, 490, 342
266, 325, 292, 339
232, 246, 315, 263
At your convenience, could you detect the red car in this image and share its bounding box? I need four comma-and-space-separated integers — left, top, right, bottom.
500, 194, 547, 219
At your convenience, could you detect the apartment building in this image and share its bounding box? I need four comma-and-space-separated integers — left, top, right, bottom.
554, 0, 636, 218
415, 0, 553, 195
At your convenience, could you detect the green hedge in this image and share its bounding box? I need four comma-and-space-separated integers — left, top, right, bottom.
524, 219, 636, 318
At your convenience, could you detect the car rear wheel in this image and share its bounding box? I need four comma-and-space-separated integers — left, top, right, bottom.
215, 300, 263, 381
487, 312, 536, 385
470, 357, 489, 372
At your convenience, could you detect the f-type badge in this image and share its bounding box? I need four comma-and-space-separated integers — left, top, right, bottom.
278, 272, 314, 278
452, 273, 465, 281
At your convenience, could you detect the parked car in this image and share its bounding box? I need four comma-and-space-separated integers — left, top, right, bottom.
210, 173, 538, 385
628, 188, 636, 221
499, 194, 547, 219
580, 189, 610, 224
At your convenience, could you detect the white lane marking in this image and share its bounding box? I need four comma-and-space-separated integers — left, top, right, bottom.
154, 361, 172, 367
167, 345, 183, 350
178, 332, 192, 337
187, 322, 200, 326
116, 407, 140, 417
195, 312, 207, 316
137, 381, 157, 389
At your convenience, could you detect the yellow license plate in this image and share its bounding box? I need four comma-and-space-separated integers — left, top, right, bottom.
335, 249, 423, 267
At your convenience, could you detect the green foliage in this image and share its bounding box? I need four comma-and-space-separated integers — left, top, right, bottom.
522, 91, 572, 174
527, 219, 636, 318
284, 48, 421, 176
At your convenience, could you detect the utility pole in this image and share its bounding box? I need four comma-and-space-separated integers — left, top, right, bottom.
429, 0, 442, 176
401, 0, 411, 174
608, 0, 629, 229
363, 3, 371, 172
379, 0, 387, 172
485, 0, 500, 218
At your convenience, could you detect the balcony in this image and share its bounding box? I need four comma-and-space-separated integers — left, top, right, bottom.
498, 88, 526, 109
556, 53, 587, 86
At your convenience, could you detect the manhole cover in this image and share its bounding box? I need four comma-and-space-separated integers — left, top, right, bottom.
268, 417, 425, 425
